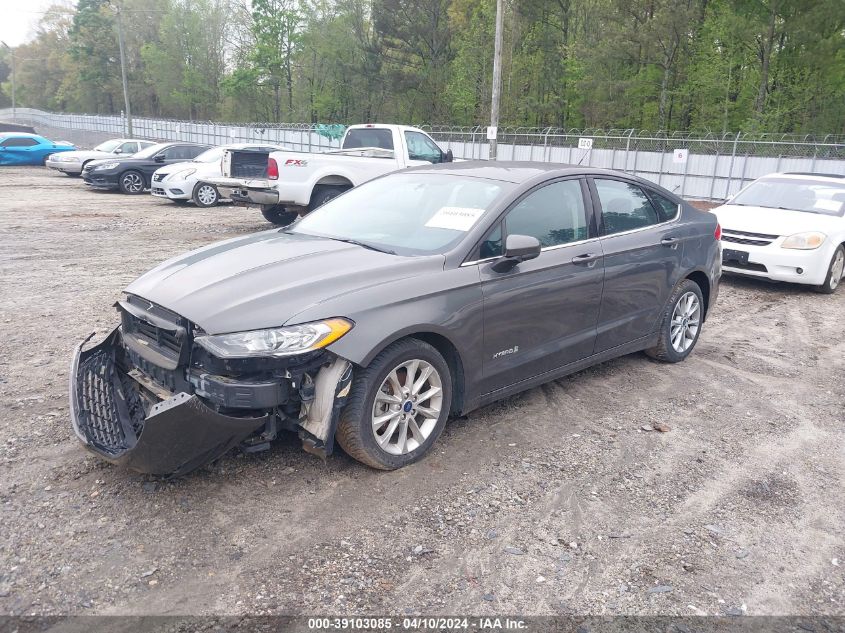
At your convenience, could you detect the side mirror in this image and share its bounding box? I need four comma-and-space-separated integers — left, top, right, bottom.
443, 148, 454, 163
492, 234, 541, 272
113, 148, 123, 154
153, 153, 166, 162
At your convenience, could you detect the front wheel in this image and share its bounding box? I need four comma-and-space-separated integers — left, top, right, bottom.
813, 245, 844, 294
119, 170, 145, 195
193, 182, 220, 207
336, 338, 452, 470
260, 205, 298, 226
646, 279, 704, 363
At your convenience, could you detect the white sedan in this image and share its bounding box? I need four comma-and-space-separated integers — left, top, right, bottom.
151, 143, 286, 207
713, 173, 845, 293
45, 138, 155, 176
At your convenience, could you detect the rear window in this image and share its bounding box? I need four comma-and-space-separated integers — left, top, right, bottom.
342, 128, 394, 150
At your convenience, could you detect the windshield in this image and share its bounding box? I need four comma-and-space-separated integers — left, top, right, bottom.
132, 143, 169, 160
94, 140, 122, 153
290, 173, 510, 255
731, 177, 845, 217
193, 147, 225, 163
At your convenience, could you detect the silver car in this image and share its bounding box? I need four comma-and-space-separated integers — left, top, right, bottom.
46, 138, 155, 176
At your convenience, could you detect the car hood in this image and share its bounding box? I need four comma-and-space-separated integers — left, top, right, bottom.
713, 204, 844, 237
125, 230, 442, 334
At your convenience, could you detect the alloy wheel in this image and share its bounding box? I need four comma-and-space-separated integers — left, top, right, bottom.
670, 291, 701, 353
122, 173, 143, 193
371, 359, 443, 456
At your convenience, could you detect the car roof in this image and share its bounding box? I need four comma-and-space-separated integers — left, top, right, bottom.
773, 172, 845, 184
406, 161, 655, 185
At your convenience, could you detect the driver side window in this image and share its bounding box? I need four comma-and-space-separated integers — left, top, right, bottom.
405, 131, 443, 164
471, 179, 588, 261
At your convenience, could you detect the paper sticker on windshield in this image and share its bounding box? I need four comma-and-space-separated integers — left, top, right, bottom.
425, 207, 486, 231
814, 199, 842, 212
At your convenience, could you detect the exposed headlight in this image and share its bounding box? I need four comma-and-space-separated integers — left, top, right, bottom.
194, 318, 353, 358
94, 161, 120, 170
166, 168, 196, 181
781, 232, 826, 250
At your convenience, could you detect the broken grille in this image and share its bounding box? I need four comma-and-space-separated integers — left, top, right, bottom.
75, 349, 144, 455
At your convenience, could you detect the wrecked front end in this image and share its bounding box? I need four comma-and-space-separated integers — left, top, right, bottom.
69, 295, 352, 477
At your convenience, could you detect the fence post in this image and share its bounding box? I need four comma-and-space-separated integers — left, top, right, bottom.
724, 131, 741, 199
708, 151, 720, 201
680, 150, 690, 198
624, 128, 634, 171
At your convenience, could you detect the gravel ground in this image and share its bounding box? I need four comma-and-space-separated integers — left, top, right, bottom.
0, 166, 843, 618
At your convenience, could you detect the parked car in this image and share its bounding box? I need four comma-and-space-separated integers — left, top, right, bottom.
151, 143, 287, 207
0, 133, 75, 166
46, 138, 155, 176
82, 142, 212, 194
209, 123, 453, 225
70, 163, 720, 477
713, 172, 845, 293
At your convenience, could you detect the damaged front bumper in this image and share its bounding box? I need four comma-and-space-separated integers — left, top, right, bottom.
69, 325, 352, 477
70, 328, 268, 476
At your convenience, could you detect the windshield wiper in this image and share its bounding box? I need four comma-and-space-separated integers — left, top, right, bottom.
329, 237, 396, 255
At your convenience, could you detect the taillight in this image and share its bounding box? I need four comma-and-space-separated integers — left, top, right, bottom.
714, 223, 722, 240
267, 157, 279, 180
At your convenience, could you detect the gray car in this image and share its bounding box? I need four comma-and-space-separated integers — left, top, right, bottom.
70, 162, 721, 476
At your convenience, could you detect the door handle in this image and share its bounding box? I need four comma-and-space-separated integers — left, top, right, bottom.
571, 253, 601, 265
660, 237, 680, 247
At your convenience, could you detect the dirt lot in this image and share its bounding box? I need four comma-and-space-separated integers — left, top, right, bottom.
0, 166, 843, 618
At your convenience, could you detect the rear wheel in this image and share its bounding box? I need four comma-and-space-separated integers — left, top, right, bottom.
813, 245, 844, 294
119, 170, 145, 195
260, 205, 298, 226
646, 279, 704, 363
193, 182, 220, 207
308, 185, 347, 212
336, 338, 452, 470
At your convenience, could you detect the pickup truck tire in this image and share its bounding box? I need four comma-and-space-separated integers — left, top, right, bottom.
336, 338, 451, 470
309, 185, 348, 212
260, 205, 298, 226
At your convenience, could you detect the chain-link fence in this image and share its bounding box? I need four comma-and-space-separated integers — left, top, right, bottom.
3, 108, 844, 201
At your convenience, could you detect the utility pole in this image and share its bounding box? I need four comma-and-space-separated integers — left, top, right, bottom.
1, 41, 14, 122
114, 4, 133, 137
488, 0, 504, 160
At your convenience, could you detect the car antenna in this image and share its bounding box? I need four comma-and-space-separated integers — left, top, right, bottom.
577, 147, 591, 166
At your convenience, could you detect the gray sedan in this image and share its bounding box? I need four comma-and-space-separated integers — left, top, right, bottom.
70, 162, 721, 476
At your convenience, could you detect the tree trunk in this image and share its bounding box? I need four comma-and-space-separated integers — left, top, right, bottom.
754, 1, 778, 116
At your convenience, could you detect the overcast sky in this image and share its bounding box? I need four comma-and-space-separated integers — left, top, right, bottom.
0, 0, 76, 48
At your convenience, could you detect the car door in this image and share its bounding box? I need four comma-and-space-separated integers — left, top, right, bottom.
0, 136, 41, 165
588, 177, 683, 353
476, 178, 604, 394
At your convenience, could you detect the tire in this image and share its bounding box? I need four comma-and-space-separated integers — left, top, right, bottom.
260, 205, 298, 226
119, 170, 145, 195
646, 278, 705, 363
813, 245, 844, 294
192, 182, 220, 208
308, 185, 346, 212
336, 338, 452, 470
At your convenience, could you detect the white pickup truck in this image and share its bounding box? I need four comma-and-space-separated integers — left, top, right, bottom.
209, 124, 453, 224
